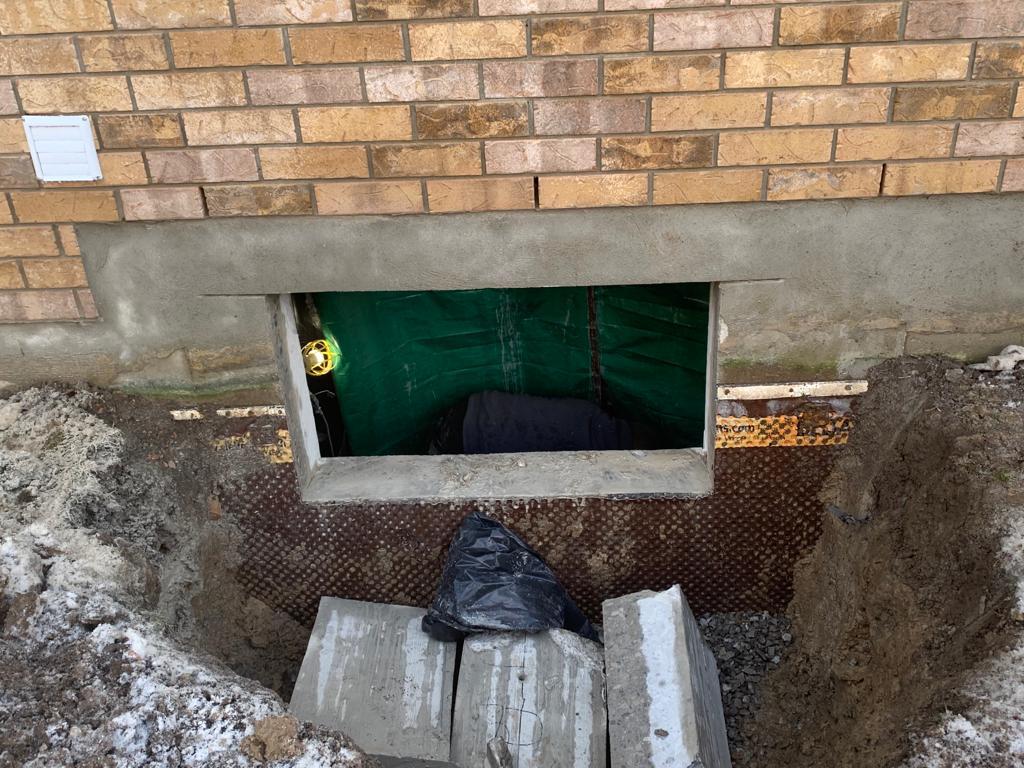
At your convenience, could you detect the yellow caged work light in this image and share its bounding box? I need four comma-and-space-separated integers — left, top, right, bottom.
301, 339, 338, 376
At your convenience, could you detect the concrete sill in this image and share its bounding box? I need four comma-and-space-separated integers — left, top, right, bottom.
270, 294, 714, 503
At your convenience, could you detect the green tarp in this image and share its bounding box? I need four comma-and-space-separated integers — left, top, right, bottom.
315, 283, 709, 456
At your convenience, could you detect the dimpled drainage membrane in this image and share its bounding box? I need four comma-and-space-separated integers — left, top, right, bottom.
222, 444, 835, 624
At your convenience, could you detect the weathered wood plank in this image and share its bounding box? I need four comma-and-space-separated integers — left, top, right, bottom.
450, 630, 606, 768
288, 597, 457, 761
603, 585, 732, 768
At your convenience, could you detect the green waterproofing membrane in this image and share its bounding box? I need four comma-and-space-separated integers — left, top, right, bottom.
315, 288, 593, 455
314, 284, 709, 456
595, 283, 711, 448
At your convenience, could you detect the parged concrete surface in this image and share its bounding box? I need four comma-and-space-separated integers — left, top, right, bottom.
1, 194, 1022, 388
604, 585, 731, 768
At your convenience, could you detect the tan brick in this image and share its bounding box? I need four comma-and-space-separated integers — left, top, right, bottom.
75, 151, 148, 186
726, 49, 846, 88
18, 76, 131, 114
0, 289, 80, 322
0, 37, 79, 76
532, 15, 648, 56
410, 20, 526, 60
355, 0, 472, 20
955, 122, 1024, 157
365, 64, 479, 102
12, 190, 119, 223
906, 0, 1024, 40
779, 3, 900, 45
882, 160, 1001, 196
607, 0, 727, 7
371, 142, 481, 177
651, 92, 767, 131
1017, 89, 1024, 118
418, 102, 529, 139
0, 81, 17, 115
604, 54, 720, 95
835, 125, 954, 161
0, 201, 10, 226
0, 262, 22, 289
654, 9, 774, 51
204, 184, 313, 217
0, 119, 29, 153
183, 110, 296, 146
484, 138, 597, 173
120, 186, 202, 219
288, 25, 405, 64
0, 0, 111, 35
0, 227, 59, 257
539, 173, 647, 208
299, 106, 413, 142
659, 167, 765, 204
847, 43, 972, 83
480, 0, 597, 13
427, 177, 534, 213
132, 72, 246, 110
1002, 159, 1024, 192
79, 33, 167, 72
534, 98, 646, 135
602, 135, 714, 170
22, 257, 87, 288
235, 0, 352, 25
718, 128, 833, 166
0, 157, 39, 189
110, 0, 231, 30
57, 225, 79, 255
259, 146, 369, 179
771, 87, 890, 126
483, 60, 598, 98
316, 180, 424, 214
147, 149, 259, 183
76, 288, 97, 318
247, 69, 362, 106
974, 42, 1024, 79
893, 84, 1015, 122
97, 114, 183, 149
767, 166, 882, 201
171, 29, 286, 69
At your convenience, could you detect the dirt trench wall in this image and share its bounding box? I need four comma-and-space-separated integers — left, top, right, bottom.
740, 359, 1023, 768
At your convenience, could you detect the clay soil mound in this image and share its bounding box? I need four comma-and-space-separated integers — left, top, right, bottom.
739, 358, 1024, 768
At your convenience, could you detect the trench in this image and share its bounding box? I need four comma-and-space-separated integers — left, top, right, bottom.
36, 356, 1023, 767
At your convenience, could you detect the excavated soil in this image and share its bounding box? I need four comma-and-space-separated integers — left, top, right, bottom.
738, 357, 1024, 768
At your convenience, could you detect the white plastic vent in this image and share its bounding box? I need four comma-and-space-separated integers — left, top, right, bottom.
23, 115, 102, 182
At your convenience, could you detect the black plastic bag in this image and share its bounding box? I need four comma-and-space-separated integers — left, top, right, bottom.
422, 513, 599, 642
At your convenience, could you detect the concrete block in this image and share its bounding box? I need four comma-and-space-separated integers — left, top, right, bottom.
603, 585, 731, 768
450, 629, 606, 768
288, 597, 456, 761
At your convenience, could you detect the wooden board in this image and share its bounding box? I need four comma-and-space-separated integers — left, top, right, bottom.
288, 597, 457, 761
450, 630, 607, 768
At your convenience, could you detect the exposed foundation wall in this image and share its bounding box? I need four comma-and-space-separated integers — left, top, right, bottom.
0, 0, 1023, 327
0, 193, 1021, 390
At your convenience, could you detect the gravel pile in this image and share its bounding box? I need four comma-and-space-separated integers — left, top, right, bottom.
699, 611, 793, 751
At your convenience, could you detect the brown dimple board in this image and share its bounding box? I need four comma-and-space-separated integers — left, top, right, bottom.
224, 444, 835, 624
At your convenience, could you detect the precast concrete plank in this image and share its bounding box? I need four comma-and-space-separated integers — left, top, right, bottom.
603, 585, 731, 768
288, 597, 456, 761
450, 630, 607, 768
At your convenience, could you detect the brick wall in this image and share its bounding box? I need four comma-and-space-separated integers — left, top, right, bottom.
0, 0, 1022, 322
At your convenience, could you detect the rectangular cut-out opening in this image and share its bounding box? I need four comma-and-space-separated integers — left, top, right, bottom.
271, 284, 718, 502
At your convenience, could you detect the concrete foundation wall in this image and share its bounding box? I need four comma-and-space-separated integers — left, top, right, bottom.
1, 193, 1022, 391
